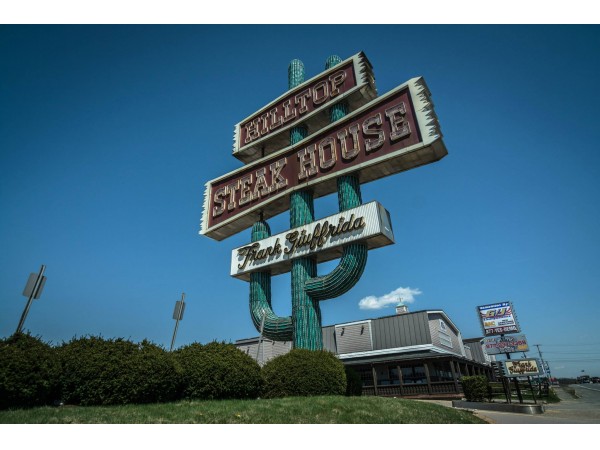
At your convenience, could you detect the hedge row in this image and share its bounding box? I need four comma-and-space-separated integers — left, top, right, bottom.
0, 333, 61, 409
461, 375, 491, 402
0, 334, 359, 410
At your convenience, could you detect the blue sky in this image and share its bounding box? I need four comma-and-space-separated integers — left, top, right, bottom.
1, 24, 599, 379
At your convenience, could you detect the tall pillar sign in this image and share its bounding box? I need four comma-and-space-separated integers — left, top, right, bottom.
199, 52, 448, 350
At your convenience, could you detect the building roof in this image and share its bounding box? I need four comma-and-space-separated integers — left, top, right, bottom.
463, 337, 485, 344
324, 309, 462, 336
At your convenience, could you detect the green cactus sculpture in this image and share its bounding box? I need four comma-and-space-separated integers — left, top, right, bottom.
249, 56, 368, 350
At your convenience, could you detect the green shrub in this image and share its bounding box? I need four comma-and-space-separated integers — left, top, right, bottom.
0, 333, 61, 410
461, 375, 490, 402
58, 336, 179, 406
261, 349, 346, 398
344, 366, 363, 396
174, 341, 262, 400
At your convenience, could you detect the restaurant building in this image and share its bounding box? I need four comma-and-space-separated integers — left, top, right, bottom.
236, 303, 494, 399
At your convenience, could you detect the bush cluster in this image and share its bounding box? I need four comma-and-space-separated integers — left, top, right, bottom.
261, 349, 346, 398
461, 375, 490, 402
0, 333, 61, 409
174, 341, 262, 400
2, 333, 362, 410
58, 336, 179, 406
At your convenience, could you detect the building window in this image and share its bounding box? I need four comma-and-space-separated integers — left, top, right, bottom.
374, 366, 401, 386
430, 361, 454, 382
376, 366, 390, 385
354, 367, 374, 387
389, 366, 400, 385
401, 365, 427, 384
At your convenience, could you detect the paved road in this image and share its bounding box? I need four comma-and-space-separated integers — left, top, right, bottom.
471, 384, 600, 424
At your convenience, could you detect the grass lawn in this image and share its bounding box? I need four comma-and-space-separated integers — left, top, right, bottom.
0, 395, 487, 424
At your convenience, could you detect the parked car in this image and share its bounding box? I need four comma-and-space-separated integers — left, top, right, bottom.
591, 377, 600, 383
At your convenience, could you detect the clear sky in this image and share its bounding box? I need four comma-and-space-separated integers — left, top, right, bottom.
2, 23, 599, 380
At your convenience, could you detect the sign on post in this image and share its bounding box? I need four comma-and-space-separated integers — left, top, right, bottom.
173, 300, 186, 321
16, 265, 47, 334
23, 272, 46, 299
170, 293, 186, 352
477, 301, 520, 337
503, 359, 542, 378
198, 53, 449, 351
483, 334, 529, 355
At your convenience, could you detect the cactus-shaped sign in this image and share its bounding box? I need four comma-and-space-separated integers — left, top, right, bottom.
200, 52, 447, 350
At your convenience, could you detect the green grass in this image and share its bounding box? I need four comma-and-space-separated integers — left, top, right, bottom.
0, 396, 487, 424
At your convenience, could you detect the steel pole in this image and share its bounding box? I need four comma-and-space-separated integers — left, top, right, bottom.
535, 344, 548, 378
170, 320, 180, 352
16, 264, 45, 334
256, 310, 266, 365
170, 293, 185, 352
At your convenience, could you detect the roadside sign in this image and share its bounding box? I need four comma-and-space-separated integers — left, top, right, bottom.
201, 77, 447, 241
233, 52, 376, 163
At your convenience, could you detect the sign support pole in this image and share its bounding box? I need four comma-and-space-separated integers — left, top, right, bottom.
16, 264, 45, 334
527, 376, 538, 404
170, 293, 185, 352
499, 334, 511, 404
505, 348, 524, 404
256, 309, 266, 365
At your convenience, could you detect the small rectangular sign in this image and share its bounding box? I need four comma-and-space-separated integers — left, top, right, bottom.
230, 201, 394, 281
483, 334, 529, 355
173, 301, 185, 321
22, 273, 37, 297
22, 273, 46, 299
477, 301, 521, 337
503, 359, 541, 377
201, 76, 447, 241
233, 52, 376, 163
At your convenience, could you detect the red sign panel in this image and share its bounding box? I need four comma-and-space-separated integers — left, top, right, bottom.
201, 77, 447, 240
233, 52, 376, 163
239, 63, 354, 148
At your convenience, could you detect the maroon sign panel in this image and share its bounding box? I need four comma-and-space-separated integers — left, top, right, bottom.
232, 52, 376, 164
202, 77, 447, 240
239, 62, 355, 149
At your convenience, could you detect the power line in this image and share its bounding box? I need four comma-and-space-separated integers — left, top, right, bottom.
536, 343, 600, 347
545, 359, 600, 362
543, 351, 600, 355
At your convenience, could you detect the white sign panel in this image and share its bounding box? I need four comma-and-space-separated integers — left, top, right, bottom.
477, 301, 520, 336
503, 359, 541, 378
231, 201, 394, 281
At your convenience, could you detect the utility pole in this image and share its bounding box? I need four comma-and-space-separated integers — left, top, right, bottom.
16, 265, 47, 334
534, 344, 548, 377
